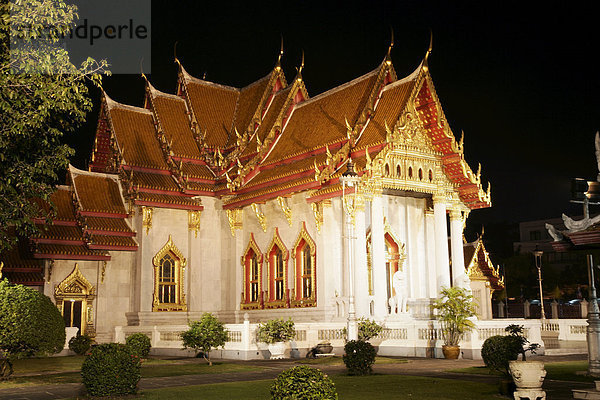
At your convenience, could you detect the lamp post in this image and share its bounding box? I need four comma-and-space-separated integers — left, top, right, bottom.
533, 248, 545, 320
586, 254, 600, 376
341, 158, 359, 342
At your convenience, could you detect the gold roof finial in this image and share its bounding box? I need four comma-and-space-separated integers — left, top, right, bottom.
275, 35, 284, 70
424, 29, 433, 67
140, 58, 147, 82
173, 41, 179, 64
385, 27, 394, 65
296, 50, 305, 81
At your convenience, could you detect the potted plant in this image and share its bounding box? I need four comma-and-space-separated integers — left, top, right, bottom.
431, 286, 476, 359
505, 325, 544, 393
256, 318, 295, 359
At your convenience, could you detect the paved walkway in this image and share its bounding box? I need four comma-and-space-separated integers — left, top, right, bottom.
0, 354, 594, 400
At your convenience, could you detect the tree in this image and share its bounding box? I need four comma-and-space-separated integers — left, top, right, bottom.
0, 0, 108, 252
180, 313, 228, 366
0, 279, 66, 378
431, 286, 476, 346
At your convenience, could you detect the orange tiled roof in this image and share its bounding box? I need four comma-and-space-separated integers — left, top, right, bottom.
34, 243, 109, 259
72, 171, 127, 215
131, 171, 180, 192
85, 217, 133, 234
181, 163, 214, 180
233, 75, 271, 136
108, 104, 168, 170
90, 235, 137, 249
35, 224, 83, 241
185, 80, 238, 149
151, 93, 202, 160
263, 70, 379, 165
136, 192, 203, 209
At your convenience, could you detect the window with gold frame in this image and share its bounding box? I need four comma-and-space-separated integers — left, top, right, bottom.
265, 228, 289, 308
152, 235, 187, 312
241, 233, 263, 310
292, 222, 316, 307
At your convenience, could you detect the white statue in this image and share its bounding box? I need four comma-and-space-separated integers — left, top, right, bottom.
462, 274, 473, 296
562, 213, 600, 232
545, 223, 563, 242
391, 269, 407, 314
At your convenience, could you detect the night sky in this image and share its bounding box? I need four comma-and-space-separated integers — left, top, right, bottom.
68, 0, 600, 235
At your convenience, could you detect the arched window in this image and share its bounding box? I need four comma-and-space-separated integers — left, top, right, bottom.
153, 235, 187, 312
408, 166, 413, 178
266, 228, 289, 308
396, 165, 401, 177
428, 169, 433, 182
385, 163, 390, 176
241, 234, 263, 310
292, 223, 316, 307
418, 168, 423, 181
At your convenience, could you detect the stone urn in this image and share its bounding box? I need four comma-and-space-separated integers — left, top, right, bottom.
267, 341, 287, 360
509, 360, 546, 389
316, 342, 333, 354
442, 345, 460, 359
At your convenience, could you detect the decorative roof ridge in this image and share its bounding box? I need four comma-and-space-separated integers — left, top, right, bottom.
182, 64, 239, 92
293, 67, 379, 110
147, 80, 185, 101
103, 91, 152, 115
381, 62, 422, 93
69, 164, 120, 182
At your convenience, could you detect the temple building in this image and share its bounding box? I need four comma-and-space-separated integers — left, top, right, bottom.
0, 43, 499, 352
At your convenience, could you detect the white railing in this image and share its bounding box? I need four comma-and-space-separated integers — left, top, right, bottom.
113, 317, 588, 360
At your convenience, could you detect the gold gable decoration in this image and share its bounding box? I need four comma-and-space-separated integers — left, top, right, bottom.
152, 235, 187, 312
188, 210, 202, 237
226, 208, 243, 237
55, 263, 96, 297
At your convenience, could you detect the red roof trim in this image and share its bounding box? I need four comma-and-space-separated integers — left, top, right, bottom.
33, 253, 111, 261
86, 229, 136, 237
88, 244, 138, 251
79, 210, 130, 219
134, 199, 204, 211
33, 238, 86, 246
224, 180, 320, 209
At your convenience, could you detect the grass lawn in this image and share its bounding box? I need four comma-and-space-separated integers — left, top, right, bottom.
296, 356, 408, 366
449, 360, 594, 382
0, 358, 262, 389
136, 374, 497, 399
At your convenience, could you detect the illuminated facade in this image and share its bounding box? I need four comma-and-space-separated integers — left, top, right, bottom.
1, 44, 497, 345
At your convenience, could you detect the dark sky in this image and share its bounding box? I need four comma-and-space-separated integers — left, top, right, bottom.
69, 0, 600, 229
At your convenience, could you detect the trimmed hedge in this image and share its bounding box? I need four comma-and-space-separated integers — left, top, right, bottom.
270, 365, 338, 399
343, 340, 377, 375
481, 335, 522, 376
81, 343, 141, 396
68, 333, 92, 355
126, 333, 151, 358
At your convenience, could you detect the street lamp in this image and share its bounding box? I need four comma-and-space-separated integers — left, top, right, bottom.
340, 157, 359, 342
533, 247, 545, 320
586, 254, 600, 376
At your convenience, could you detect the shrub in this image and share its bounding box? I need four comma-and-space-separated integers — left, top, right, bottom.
481, 325, 539, 376
358, 318, 383, 341
343, 340, 377, 375
431, 286, 476, 346
68, 333, 92, 355
126, 333, 151, 358
270, 365, 338, 400
0, 279, 65, 378
81, 343, 141, 397
257, 318, 295, 344
481, 335, 521, 377
181, 313, 228, 366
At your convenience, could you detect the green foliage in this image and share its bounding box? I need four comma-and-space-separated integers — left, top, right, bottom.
432, 286, 476, 346
481, 324, 540, 377
126, 333, 151, 358
0, 279, 65, 378
357, 317, 383, 341
81, 343, 141, 397
0, 0, 109, 252
68, 333, 92, 355
481, 335, 521, 377
257, 318, 296, 344
342, 340, 377, 376
270, 365, 338, 399
181, 313, 228, 365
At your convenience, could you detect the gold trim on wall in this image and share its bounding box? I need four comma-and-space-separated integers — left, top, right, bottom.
265, 228, 289, 308
240, 233, 263, 310
188, 210, 202, 238
54, 263, 96, 337
291, 222, 317, 307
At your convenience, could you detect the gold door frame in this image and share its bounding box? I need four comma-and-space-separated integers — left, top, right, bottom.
54, 263, 96, 337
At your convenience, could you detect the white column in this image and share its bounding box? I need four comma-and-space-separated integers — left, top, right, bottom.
433, 196, 450, 293
449, 208, 466, 288
235, 230, 245, 311
344, 201, 358, 341
322, 200, 340, 301
354, 203, 368, 318
416, 199, 428, 299
425, 209, 437, 298
371, 196, 388, 319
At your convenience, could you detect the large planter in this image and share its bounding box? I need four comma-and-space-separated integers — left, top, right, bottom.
268, 342, 287, 360
442, 345, 460, 359
509, 360, 546, 389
